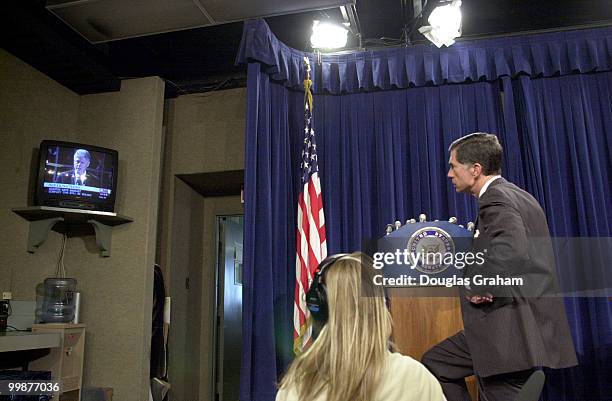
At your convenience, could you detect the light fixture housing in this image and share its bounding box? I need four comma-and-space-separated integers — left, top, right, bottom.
310, 20, 349, 50
418, 0, 462, 48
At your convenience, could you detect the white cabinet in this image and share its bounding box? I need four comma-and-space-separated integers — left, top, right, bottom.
30, 323, 86, 401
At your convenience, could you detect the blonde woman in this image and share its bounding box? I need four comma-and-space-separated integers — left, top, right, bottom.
276, 252, 446, 401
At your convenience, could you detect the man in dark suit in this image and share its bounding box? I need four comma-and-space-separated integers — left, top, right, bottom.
55, 149, 100, 188
421, 133, 577, 401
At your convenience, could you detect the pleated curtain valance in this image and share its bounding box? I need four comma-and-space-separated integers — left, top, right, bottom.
236, 19, 612, 94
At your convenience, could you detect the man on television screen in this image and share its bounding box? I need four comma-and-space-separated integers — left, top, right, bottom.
56, 149, 100, 188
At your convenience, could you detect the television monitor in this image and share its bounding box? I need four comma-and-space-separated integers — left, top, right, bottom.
35, 140, 118, 212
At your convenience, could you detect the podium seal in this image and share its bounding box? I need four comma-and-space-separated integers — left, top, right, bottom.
407, 227, 455, 274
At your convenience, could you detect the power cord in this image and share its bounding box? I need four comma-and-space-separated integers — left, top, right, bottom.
54, 234, 67, 278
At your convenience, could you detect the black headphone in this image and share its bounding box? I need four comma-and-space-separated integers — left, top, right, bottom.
306, 253, 349, 325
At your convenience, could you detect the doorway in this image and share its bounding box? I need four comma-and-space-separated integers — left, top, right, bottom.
214, 215, 243, 401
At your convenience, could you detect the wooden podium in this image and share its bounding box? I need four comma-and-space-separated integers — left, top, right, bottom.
378, 218, 478, 398
388, 287, 478, 400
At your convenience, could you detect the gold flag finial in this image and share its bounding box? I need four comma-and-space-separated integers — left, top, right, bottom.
303, 57, 313, 112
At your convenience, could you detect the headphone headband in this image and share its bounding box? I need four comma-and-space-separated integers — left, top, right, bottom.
306, 253, 350, 325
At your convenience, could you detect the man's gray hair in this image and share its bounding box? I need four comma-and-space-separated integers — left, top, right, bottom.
74, 149, 91, 161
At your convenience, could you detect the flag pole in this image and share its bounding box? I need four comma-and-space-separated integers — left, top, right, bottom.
293, 55, 327, 355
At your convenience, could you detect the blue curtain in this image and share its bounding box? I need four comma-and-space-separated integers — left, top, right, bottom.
239, 19, 612, 401
241, 62, 304, 401
237, 20, 612, 94
315, 83, 503, 252
501, 72, 612, 400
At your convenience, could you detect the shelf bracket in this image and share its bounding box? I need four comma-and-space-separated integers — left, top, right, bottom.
27, 217, 64, 253
87, 219, 112, 257
13, 207, 133, 257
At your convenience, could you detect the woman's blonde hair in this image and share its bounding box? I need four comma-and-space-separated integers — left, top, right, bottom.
279, 252, 393, 401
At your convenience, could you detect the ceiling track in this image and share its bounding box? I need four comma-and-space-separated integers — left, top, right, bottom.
340, 3, 362, 45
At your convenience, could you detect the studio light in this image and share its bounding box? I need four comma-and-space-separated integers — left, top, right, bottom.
310, 20, 349, 50
418, 0, 462, 48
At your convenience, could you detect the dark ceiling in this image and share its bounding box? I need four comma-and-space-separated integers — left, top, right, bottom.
2, 0, 612, 98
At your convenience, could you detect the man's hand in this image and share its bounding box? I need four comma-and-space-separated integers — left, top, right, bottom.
467, 294, 494, 304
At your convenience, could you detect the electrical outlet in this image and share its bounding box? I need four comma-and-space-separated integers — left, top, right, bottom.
2, 292, 12, 300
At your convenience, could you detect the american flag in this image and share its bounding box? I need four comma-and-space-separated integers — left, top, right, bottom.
294, 72, 327, 354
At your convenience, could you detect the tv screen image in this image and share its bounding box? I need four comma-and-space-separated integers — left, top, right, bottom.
36, 140, 118, 212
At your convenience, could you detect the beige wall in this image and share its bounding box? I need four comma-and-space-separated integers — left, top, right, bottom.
159, 88, 246, 284
0, 50, 164, 401
0, 47, 246, 401
167, 88, 246, 175
166, 179, 205, 401
74, 76, 165, 401
0, 48, 80, 295
159, 89, 245, 401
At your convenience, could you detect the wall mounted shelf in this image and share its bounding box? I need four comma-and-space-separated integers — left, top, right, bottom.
12, 206, 133, 257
